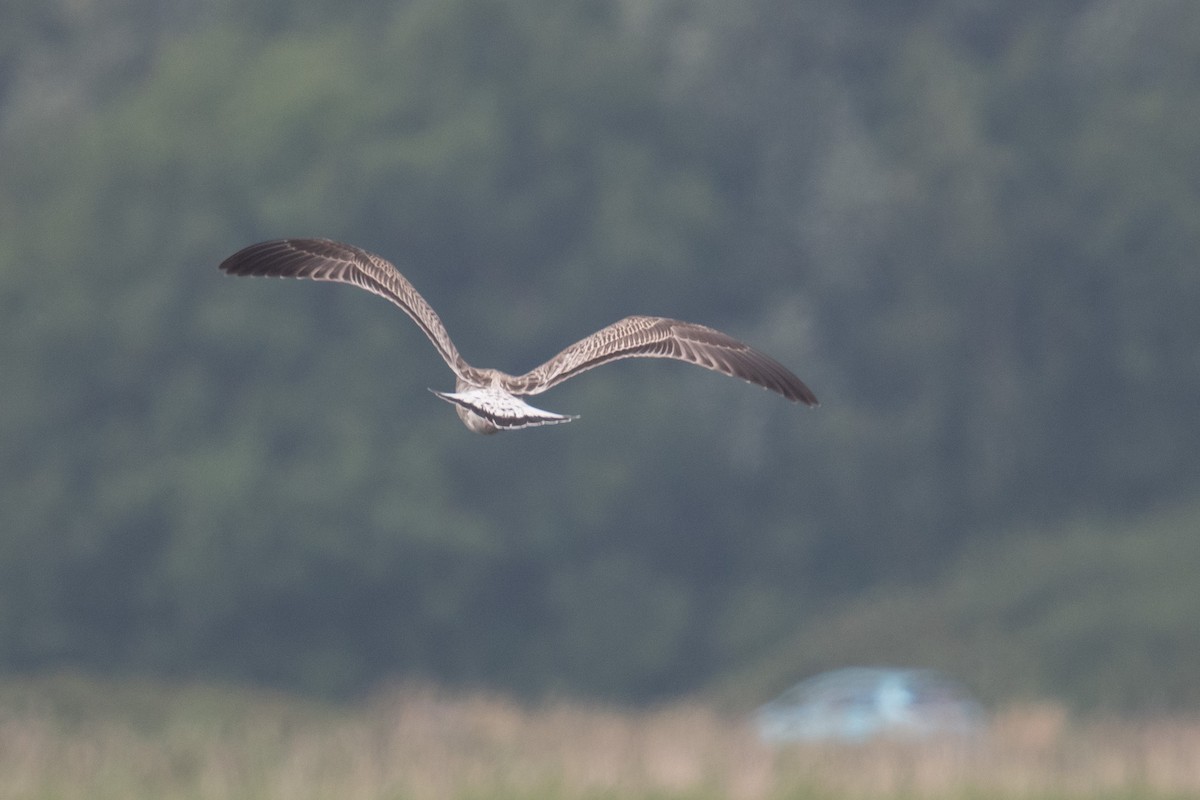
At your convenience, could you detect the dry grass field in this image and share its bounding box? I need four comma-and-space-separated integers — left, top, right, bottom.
0, 675, 1197, 799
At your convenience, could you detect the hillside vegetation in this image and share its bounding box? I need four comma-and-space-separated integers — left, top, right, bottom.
723, 493, 1200, 713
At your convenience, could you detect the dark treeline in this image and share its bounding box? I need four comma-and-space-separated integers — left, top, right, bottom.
1, 0, 1197, 706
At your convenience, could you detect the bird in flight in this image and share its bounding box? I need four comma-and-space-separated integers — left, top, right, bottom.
218, 239, 818, 434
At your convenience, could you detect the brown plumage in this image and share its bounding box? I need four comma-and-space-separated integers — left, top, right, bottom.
219, 238, 818, 433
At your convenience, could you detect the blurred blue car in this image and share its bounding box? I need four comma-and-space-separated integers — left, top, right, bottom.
755, 667, 985, 743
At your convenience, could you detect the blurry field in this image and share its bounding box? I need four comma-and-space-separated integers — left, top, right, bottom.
0, 675, 1198, 800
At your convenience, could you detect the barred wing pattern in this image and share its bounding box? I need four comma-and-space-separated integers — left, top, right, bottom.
508, 315, 819, 406
218, 239, 469, 379
219, 238, 818, 432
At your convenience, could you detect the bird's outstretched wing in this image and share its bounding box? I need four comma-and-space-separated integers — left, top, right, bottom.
505, 315, 818, 406
219, 238, 469, 378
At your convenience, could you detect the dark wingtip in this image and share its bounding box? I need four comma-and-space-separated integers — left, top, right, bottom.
748, 349, 819, 407
218, 239, 328, 277
794, 380, 819, 407
218, 240, 283, 276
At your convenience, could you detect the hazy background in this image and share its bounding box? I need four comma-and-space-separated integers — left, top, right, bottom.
1, 0, 1198, 713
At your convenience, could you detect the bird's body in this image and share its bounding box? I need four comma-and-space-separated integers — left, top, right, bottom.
218, 238, 818, 433
432, 377, 575, 434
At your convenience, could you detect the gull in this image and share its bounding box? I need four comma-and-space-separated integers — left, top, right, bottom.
218, 238, 818, 434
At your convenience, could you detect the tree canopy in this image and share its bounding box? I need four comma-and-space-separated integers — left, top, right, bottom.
1, 0, 1198, 708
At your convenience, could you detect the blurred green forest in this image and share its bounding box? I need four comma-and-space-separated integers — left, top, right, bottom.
1, 0, 1198, 709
